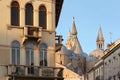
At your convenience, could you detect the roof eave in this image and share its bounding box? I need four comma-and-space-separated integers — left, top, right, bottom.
55, 0, 64, 28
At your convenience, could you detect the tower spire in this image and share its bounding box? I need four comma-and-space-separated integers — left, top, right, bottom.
68, 29, 71, 37
71, 17, 77, 35
96, 26, 104, 50
66, 29, 72, 49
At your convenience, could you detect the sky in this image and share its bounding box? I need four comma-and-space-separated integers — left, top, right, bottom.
56, 0, 120, 54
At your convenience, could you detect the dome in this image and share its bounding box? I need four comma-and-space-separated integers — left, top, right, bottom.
89, 49, 104, 60
88, 55, 97, 61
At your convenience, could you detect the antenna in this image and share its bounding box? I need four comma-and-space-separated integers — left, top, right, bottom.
109, 32, 112, 44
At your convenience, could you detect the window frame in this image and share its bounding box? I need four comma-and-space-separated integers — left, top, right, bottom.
39, 5, 47, 29
25, 42, 34, 65
25, 3, 34, 26
11, 41, 20, 65
11, 1, 20, 26
39, 43, 47, 66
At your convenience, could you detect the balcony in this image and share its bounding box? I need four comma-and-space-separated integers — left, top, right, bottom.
55, 35, 63, 52
22, 26, 42, 44
2, 65, 64, 80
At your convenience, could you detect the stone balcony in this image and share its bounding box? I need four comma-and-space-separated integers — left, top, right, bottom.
0, 65, 64, 80
22, 26, 42, 44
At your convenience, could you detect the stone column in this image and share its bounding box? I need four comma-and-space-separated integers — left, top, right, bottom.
20, 7, 25, 27
34, 10, 39, 27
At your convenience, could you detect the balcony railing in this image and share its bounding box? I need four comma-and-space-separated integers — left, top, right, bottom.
22, 26, 42, 44
2, 65, 63, 78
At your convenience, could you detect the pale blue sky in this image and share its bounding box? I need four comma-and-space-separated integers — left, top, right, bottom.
56, 0, 120, 54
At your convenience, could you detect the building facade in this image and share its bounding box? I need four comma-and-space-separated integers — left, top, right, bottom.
87, 59, 104, 80
103, 39, 120, 80
87, 39, 120, 80
0, 0, 64, 80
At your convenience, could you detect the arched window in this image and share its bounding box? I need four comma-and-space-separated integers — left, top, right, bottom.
39, 43, 47, 66
25, 3, 33, 25
39, 5, 47, 29
11, 41, 20, 65
11, 1, 20, 26
25, 42, 34, 65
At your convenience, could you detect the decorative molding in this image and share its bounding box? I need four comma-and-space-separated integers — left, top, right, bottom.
7, 25, 24, 30
0, 44, 10, 48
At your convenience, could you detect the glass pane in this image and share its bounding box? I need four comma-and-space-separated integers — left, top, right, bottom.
12, 41, 20, 47
44, 51, 47, 59
39, 43, 47, 49
17, 49, 20, 65
12, 48, 15, 64
39, 6, 46, 29
31, 50, 34, 64
25, 4, 33, 25
11, 1, 19, 26
26, 49, 30, 65
40, 50, 43, 60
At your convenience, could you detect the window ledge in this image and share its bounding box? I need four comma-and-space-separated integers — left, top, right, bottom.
7, 25, 24, 30
42, 29, 55, 34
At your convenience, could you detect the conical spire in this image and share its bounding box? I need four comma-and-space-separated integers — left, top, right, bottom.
71, 17, 77, 35
66, 29, 72, 41
68, 29, 71, 37
66, 29, 72, 49
96, 27, 104, 50
96, 27, 104, 42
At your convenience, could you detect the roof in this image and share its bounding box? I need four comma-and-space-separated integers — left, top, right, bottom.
59, 45, 71, 56
72, 37, 83, 54
103, 39, 120, 59
71, 17, 77, 35
55, 0, 64, 27
96, 27, 104, 42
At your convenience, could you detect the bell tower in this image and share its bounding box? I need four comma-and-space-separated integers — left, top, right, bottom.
96, 27, 104, 50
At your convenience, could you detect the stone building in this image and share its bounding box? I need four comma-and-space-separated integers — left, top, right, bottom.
0, 0, 64, 80
87, 59, 104, 80
87, 39, 120, 80
103, 39, 120, 80
55, 18, 87, 80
